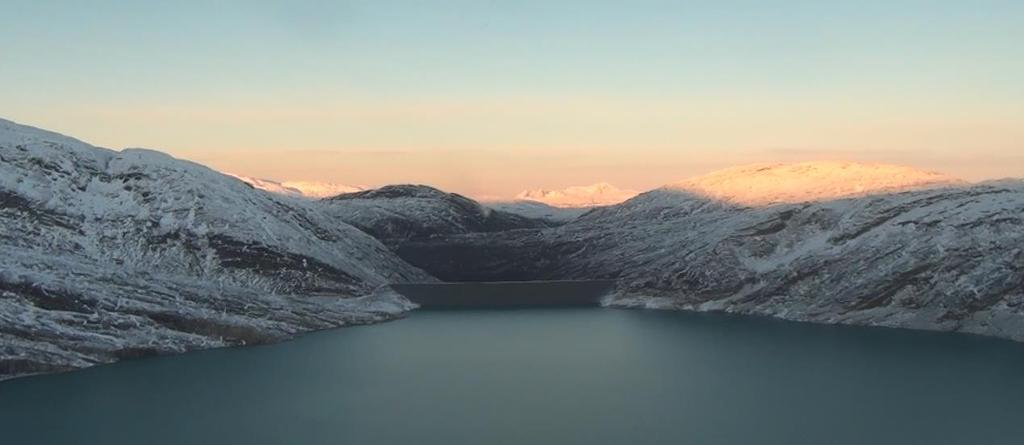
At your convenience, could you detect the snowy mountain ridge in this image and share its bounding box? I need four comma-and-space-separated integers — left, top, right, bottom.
281, 180, 364, 198
514, 182, 638, 208
663, 161, 964, 206
227, 173, 364, 199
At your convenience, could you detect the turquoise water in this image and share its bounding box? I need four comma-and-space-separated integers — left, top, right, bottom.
2, 308, 1024, 444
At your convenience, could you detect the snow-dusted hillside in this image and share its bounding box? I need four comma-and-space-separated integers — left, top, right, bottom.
0, 118, 431, 380
227, 173, 363, 199
569, 168, 1023, 337
397, 162, 1024, 341
321, 185, 550, 244
514, 182, 638, 208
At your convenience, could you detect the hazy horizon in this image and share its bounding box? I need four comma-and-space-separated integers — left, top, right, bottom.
4, 1, 1022, 197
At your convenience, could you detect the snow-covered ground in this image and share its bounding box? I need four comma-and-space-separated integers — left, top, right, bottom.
0, 118, 431, 380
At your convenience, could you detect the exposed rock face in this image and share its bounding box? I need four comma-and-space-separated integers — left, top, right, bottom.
321, 184, 550, 245
0, 119, 432, 380
396, 165, 1024, 341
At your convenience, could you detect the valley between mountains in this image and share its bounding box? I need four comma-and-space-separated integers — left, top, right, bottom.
2, 117, 1022, 380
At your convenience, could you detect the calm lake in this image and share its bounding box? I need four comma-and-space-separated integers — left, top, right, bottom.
3, 306, 1024, 444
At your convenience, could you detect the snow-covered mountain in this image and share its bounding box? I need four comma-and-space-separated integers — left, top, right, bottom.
396, 162, 1024, 341
0, 118, 431, 380
514, 182, 638, 208
662, 161, 963, 206
227, 173, 363, 199
225, 173, 304, 197
592, 177, 1024, 341
321, 185, 550, 245
484, 200, 589, 223
280, 180, 364, 198
483, 182, 638, 222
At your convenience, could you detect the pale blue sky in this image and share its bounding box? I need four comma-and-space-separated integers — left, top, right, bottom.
3, 1, 1023, 196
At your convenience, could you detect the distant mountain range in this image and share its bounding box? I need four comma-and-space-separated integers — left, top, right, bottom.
513, 182, 639, 208
482, 182, 638, 222
3, 117, 1023, 380
230, 174, 638, 222
226, 173, 364, 199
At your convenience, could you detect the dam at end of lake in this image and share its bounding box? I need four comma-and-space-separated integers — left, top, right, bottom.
391, 280, 617, 308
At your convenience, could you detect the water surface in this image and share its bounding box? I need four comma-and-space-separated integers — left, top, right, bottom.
3, 308, 1024, 444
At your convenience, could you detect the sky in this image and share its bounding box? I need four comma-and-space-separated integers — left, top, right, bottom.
2, 0, 1023, 198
